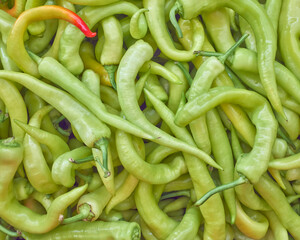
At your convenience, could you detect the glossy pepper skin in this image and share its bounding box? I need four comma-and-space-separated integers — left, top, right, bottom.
22, 220, 141, 240
176, 0, 284, 118
175, 87, 278, 184
279, 0, 300, 81
6, 5, 96, 78
0, 137, 88, 233
254, 174, 300, 240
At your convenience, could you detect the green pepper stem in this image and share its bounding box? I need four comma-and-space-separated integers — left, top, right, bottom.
160, 190, 191, 200
94, 138, 110, 178
193, 51, 223, 57
194, 175, 248, 206
218, 33, 249, 64
0, 224, 20, 237
174, 61, 193, 86
194, 34, 249, 64
104, 65, 117, 90
52, 115, 65, 126
62, 203, 92, 224
69, 155, 94, 164
169, 1, 183, 38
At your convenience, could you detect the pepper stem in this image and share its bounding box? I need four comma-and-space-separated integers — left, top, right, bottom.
104, 65, 117, 90
160, 190, 191, 200
69, 155, 94, 164
94, 138, 110, 178
194, 175, 248, 206
174, 62, 192, 86
193, 51, 223, 57
0, 224, 21, 237
62, 203, 93, 224
218, 33, 249, 64
194, 34, 249, 64
169, 1, 183, 38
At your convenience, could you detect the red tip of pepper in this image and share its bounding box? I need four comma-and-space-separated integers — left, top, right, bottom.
61, 6, 97, 38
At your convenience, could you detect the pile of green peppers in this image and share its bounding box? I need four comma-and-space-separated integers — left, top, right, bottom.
0, 0, 300, 239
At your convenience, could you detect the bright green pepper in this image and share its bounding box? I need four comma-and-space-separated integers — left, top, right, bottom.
0, 137, 88, 233
175, 0, 283, 116
22, 220, 141, 240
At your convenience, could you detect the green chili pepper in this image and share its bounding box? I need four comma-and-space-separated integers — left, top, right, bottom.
7, 5, 96, 78
105, 135, 144, 214
144, 74, 168, 105
165, 207, 202, 240
24, 90, 69, 142
175, 86, 277, 184
135, 181, 178, 239
30, 190, 53, 212
234, 199, 269, 239
176, 0, 284, 117
269, 151, 300, 170
186, 34, 247, 156
254, 174, 300, 240
21, 105, 60, 194
14, 119, 70, 161
143, 0, 204, 62
59, 1, 147, 75
278, 0, 300, 81
263, 210, 289, 240
98, 16, 123, 89
178, 18, 257, 148
92, 146, 115, 194
0, 69, 112, 175
164, 174, 193, 193
0, 78, 27, 140
116, 39, 221, 169
22, 220, 141, 240
0, 37, 19, 73
100, 85, 121, 111
51, 146, 93, 187
144, 85, 226, 240
99, 209, 124, 222
272, 138, 288, 159
162, 196, 189, 213
116, 129, 187, 184
81, 69, 101, 98
230, 125, 271, 211
24, 0, 47, 36
43, 0, 76, 59
0, 137, 88, 233
26, 18, 58, 54
0, 9, 18, 44
206, 109, 236, 224
32, 56, 154, 140
69, 169, 128, 223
